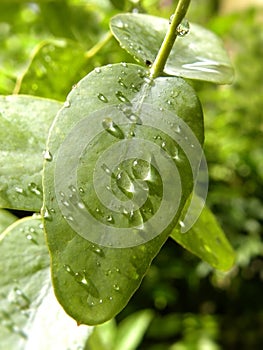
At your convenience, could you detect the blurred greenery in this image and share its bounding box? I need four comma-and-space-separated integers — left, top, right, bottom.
0, 0, 263, 349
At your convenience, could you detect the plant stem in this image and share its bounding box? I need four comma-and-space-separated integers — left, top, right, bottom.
85, 31, 112, 59
150, 0, 191, 78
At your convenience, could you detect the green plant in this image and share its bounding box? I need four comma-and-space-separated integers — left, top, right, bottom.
0, 0, 236, 348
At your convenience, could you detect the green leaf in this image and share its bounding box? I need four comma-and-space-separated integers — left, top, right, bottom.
110, 13, 234, 84
170, 195, 235, 271
114, 309, 153, 350
0, 95, 62, 211
43, 63, 204, 324
17, 39, 87, 101
86, 309, 153, 350
0, 216, 92, 350
0, 209, 17, 233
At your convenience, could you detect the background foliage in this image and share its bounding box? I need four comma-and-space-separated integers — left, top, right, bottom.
0, 0, 263, 349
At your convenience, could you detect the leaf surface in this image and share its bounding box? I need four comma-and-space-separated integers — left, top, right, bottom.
110, 14, 234, 84
0, 95, 62, 211
43, 63, 204, 324
0, 216, 92, 350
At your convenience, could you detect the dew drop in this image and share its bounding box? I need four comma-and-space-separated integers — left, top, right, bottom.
64, 100, 71, 108
43, 149, 53, 161
121, 62, 128, 68
79, 187, 85, 194
15, 187, 24, 194
118, 77, 127, 88
176, 18, 190, 37
179, 220, 185, 228
113, 283, 120, 291
95, 67, 101, 73
109, 296, 113, 301
102, 117, 124, 139
63, 264, 75, 276
42, 207, 52, 221
106, 215, 114, 223
126, 113, 142, 125
63, 214, 74, 222
115, 90, 130, 103
97, 93, 108, 103
91, 245, 104, 257
28, 182, 42, 196
99, 299, 103, 304
101, 163, 113, 176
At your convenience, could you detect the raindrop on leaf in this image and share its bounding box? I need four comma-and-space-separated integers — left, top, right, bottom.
102, 118, 125, 139
97, 93, 108, 103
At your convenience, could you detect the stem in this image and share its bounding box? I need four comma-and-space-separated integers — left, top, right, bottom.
150, 0, 191, 78
84, 31, 112, 59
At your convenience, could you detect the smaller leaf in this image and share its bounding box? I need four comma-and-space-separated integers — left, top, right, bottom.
0, 216, 92, 350
17, 39, 87, 101
0, 95, 62, 211
115, 309, 153, 350
170, 195, 235, 271
0, 209, 17, 233
110, 13, 234, 84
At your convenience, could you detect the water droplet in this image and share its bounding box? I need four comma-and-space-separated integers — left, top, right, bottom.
176, 18, 190, 37
126, 113, 142, 125
115, 20, 124, 28
64, 100, 71, 108
79, 187, 85, 194
169, 14, 174, 24
63, 264, 75, 276
91, 244, 104, 257
102, 118, 124, 139
43, 149, 53, 161
118, 77, 127, 89
101, 163, 113, 176
121, 62, 128, 68
42, 207, 52, 221
63, 214, 74, 222
132, 159, 152, 181
115, 268, 120, 273
28, 182, 42, 196
115, 90, 130, 103
15, 187, 24, 194
98, 93, 108, 103
143, 76, 154, 85
116, 170, 135, 196
179, 220, 185, 228
109, 296, 113, 301
113, 283, 120, 291
106, 215, 114, 223
105, 269, 112, 276
95, 67, 101, 73
99, 299, 103, 304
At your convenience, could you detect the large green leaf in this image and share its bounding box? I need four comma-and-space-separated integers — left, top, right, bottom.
0, 95, 62, 211
0, 216, 92, 350
43, 63, 204, 324
110, 13, 234, 84
170, 195, 235, 271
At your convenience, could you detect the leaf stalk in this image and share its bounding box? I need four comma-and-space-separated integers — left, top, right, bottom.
150, 0, 191, 78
